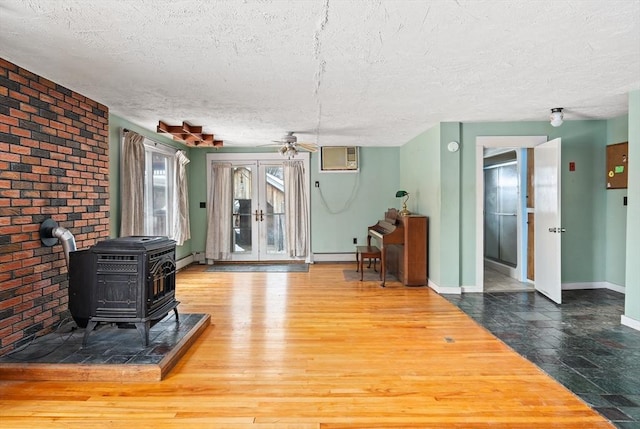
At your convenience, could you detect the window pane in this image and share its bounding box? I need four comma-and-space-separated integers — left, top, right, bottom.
152, 153, 169, 236
232, 167, 253, 253
143, 145, 174, 238
265, 166, 285, 255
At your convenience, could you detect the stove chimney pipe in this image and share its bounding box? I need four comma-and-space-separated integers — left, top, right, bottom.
40, 218, 77, 269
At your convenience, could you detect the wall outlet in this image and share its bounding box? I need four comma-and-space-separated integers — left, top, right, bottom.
315, 181, 320, 188
353, 237, 357, 244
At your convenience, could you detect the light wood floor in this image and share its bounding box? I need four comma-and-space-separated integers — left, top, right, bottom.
0, 263, 613, 428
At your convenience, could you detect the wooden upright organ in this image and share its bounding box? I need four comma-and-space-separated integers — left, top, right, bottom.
367, 209, 428, 286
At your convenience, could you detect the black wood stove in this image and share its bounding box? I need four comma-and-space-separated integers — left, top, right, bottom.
68, 236, 179, 346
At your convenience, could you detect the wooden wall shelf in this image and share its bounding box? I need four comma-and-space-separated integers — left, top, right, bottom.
157, 121, 223, 147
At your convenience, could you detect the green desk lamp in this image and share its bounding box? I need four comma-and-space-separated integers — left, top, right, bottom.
395, 190, 410, 216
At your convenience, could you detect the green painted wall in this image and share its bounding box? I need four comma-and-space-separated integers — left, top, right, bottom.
439, 123, 462, 287
457, 120, 607, 287
625, 90, 640, 321
400, 125, 441, 285
605, 115, 629, 287
180, 146, 400, 255
310, 147, 400, 253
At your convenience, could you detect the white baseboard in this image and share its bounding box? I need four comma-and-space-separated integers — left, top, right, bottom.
561, 281, 625, 294
484, 259, 521, 281
621, 315, 640, 332
313, 253, 357, 263
429, 279, 462, 295
562, 281, 607, 290
176, 254, 194, 270
604, 282, 626, 294
461, 285, 483, 293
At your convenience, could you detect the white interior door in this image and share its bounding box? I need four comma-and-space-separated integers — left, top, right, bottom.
534, 138, 562, 303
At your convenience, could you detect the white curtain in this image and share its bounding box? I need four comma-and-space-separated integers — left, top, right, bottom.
172, 150, 191, 245
120, 130, 145, 236
206, 162, 233, 260
284, 160, 308, 257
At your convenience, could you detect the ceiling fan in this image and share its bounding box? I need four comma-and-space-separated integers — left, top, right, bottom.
270, 132, 318, 158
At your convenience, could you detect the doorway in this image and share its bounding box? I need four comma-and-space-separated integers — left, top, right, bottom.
483, 150, 519, 269
475, 136, 547, 293
206, 152, 311, 263
231, 162, 287, 261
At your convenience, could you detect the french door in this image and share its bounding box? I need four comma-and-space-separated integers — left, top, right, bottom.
206, 152, 310, 263
231, 161, 288, 261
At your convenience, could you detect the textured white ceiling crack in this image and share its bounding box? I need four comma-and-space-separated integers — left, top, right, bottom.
0, 0, 638, 148
313, 0, 330, 142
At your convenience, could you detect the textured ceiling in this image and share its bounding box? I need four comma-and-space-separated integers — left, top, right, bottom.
1, 0, 639, 148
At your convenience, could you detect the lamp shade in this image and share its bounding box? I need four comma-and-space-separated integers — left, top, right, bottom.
395, 190, 410, 215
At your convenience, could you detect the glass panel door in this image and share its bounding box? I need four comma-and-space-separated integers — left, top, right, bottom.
260, 164, 287, 259
231, 165, 257, 260
229, 162, 288, 261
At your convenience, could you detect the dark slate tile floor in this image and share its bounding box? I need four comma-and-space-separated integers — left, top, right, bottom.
0, 313, 206, 365
444, 289, 640, 428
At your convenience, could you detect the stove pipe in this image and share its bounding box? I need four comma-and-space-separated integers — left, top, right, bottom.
40, 218, 77, 269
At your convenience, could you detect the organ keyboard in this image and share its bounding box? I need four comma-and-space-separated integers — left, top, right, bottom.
367, 208, 428, 287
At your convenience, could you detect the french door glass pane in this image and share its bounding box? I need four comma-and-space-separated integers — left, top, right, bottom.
264, 166, 286, 256
232, 167, 253, 254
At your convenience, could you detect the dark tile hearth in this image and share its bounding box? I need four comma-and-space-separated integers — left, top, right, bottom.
0, 313, 210, 382
444, 289, 640, 428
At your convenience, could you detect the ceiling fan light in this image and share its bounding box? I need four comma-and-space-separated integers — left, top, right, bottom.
550, 108, 564, 127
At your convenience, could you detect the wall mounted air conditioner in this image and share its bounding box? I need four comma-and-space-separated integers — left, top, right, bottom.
320, 146, 359, 172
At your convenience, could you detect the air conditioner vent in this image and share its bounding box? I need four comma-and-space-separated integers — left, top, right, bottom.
320, 147, 359, 172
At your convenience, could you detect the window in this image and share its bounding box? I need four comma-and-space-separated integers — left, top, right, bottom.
143, 141, 175, 237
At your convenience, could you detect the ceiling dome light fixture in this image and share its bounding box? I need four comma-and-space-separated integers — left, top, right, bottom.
550, 107, 564, 127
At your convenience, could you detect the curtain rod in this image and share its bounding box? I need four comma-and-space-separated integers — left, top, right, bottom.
122, 128, 184, 152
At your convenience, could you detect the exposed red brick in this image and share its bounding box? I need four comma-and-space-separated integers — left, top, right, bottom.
0, 295, 22, 310
1, 332, 24, 348
19, 138, 41, 148
0, 58, 109, 355
0, 315, 21, 331
9, 89, 29, 102
9, 107, 30, 120
0, 114, 19, 126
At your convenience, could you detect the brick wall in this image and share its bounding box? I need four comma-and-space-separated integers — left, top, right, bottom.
0, 58, 110, 355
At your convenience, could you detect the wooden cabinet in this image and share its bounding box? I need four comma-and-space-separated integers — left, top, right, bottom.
386, 215, 428, 286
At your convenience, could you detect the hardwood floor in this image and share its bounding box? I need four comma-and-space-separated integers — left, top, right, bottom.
0, 263, 613, 428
